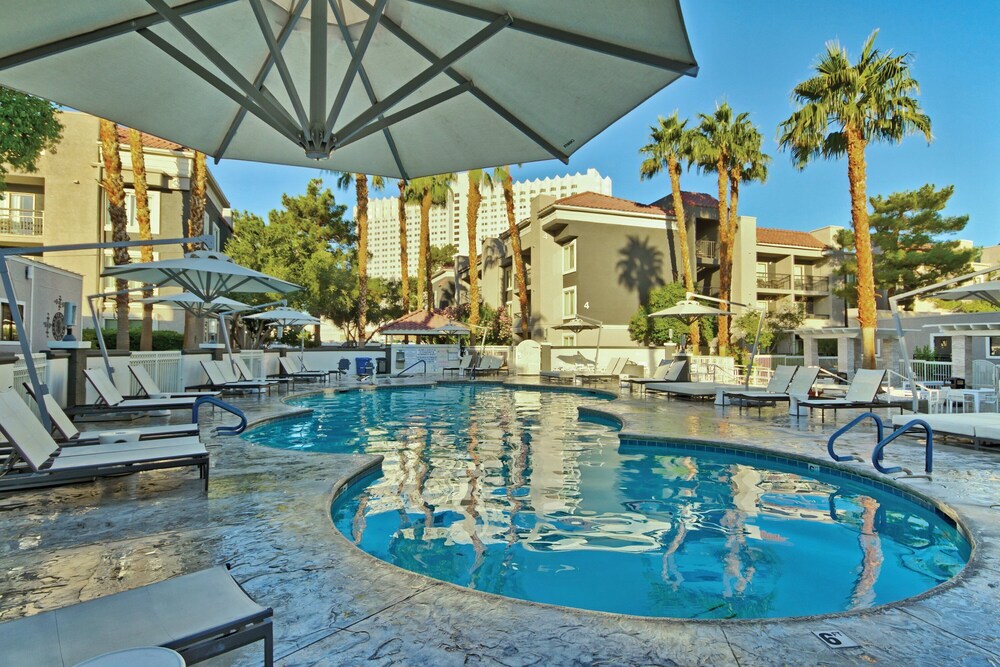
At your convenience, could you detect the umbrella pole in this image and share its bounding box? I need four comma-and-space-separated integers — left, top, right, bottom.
0, 257, 51, 429
746, 310, 764, 389
594, 323, 602, 371
87, 294, 115, 379
218, 312, 238, 372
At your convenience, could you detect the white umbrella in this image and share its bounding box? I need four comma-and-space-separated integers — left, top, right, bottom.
649, 300, 731, 319
936, 280, 1000, 309
244, 307, 320, 325
103, 251, 300, 299
0, 1, 697, 178
138, 292, 252, 316
552, 316, 602, 370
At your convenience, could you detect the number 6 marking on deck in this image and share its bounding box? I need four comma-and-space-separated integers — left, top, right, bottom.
812, 630, 860, 649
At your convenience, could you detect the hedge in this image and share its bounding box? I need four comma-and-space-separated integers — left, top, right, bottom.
81, 327, 185, 351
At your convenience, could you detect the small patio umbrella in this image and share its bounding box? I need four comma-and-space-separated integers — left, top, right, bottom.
552, 316, 602, 370
936, 280, 1000, 309
648, 300, 731, 320
0, 2, 697, 178
138, 292, 252, 317
245, 307, 320, 359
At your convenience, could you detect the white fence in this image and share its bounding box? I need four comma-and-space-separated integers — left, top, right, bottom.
12, 354, 46, 414
900, 359, 953, 384
239, 350, 264, 378
128, 351, 183, 393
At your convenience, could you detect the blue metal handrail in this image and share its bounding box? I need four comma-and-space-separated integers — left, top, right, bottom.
872, 420, 933, 475
395, 359, 426, 378
192, 395, 248, 435
827, 412, 884, 463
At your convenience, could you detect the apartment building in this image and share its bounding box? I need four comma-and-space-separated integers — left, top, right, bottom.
366, 168, 612, 279
481, 190, 843, 347
1, 111, 232, 335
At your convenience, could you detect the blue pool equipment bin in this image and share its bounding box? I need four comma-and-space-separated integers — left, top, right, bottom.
356, 357, 374, 376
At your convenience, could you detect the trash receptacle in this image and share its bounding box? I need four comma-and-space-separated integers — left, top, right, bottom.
376, 357, 387, 375
356, 357, 373, 376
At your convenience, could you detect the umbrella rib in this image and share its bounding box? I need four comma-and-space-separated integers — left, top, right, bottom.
215, 0, 309, 161
328, 0, 408, 179
0, 0, 238, 71
144, 0, 303, 141
332, 13, 511, 147
139, 29, 301, 144
334, 82, 472, 151
248, 0, 310, 134
407, 0, 699, 76
348, 0, 568, 163
324, 0, 390, 143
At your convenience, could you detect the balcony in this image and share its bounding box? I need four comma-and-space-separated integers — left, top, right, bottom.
0, 209, 44, 239
756, 272, 790, 290
794, 275, 829, 292
695, 239, 718, 264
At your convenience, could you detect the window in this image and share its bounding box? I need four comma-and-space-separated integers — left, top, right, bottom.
562, 286, 577, 318
0, 193, 39, 233
103, 250, 159, 292
561, 333, 576, 346
989, 336, 1000, 358
104, 189, 161, 235
931, 335, 951, 361
562, 240, 577, 274
1, 302, 24, 341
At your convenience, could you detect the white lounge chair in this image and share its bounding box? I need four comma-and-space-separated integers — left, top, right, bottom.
233, 357, 284, 388
0, 390, 209, 492
202, 360, 273, 393
82, 369, 197, 413
129, 365, 219, 399
278, 356, 327, 382
890, 412, 1000, 449
797, 369, 905, 420
444, 354, 474, 376
627, 359, 688, 391
723, 366, 821, 413
577, 357, 627, 383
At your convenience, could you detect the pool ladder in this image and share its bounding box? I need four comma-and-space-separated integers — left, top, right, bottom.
827, 412, 933, 479
192, 396, 248, 435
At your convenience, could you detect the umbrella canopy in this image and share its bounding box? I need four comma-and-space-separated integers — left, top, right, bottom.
552, 316, 600, 333
936, 280, 1000, 309
139, 291, 251, 316
244, 307, 320, 325
648, 300, 731, 318
435, 322, 471, 336
102, 251, 300, 299
0, 1, 697, 178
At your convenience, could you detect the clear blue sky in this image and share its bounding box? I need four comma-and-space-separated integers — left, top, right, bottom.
212, 1, 1000, 246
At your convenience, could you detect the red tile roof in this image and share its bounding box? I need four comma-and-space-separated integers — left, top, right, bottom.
116, 126, 185, 151
649, 191, 720, 210
378, 310, 456, 334
756, 227, 827, 249
552, 191, 667, 217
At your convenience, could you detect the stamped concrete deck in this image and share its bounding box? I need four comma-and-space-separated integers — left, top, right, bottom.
1, 377, 999, 666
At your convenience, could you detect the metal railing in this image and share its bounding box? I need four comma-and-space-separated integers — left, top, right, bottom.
0, 209, 44, 236
900, 359, 953, 384
395, 359, 426, 377
129, 351, 183, 393
754, 354, 806, 368
794, 275, 829, 292
756, 272, 791, 289
695, 239, 718, 262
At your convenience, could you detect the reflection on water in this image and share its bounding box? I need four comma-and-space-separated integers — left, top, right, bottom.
245, 386, 970, 619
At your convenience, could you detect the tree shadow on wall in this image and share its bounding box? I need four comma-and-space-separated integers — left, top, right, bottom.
616, 236, 665, 306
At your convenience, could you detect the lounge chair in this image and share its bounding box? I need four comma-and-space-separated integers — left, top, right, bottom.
797, 369, 906, 420
24, 385, 198, 444
201, 360, 273, 393
645, 381, 744, 400
0, 390, 209, 492
129, 365, 220, 399
577, 357, 627, 384
467, 355, 501, 378
0, 565, 272, 666
890, 412, 1000, 449
232, 357, 284, 389
627, 359, 688, 391
539, 368, 575, 382
278, 356, 327, 382
82, 369, 197, 414
723, 366, 821, 414
444, 354, 474, 376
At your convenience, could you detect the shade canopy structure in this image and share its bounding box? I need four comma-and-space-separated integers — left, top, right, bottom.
936, 280, 1000, 309
648, 300, 731, 319
244, 307, 320, 325
0, 1, 697, 178
102, 251, 300, 299
139, 292, 252, 316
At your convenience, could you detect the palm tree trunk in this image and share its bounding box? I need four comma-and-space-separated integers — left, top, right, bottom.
355, 174, 369, 337
128, 129, 154, 351
466, 174, 482, 328
846, 128, 877, 369
183, 152, 207, 348
502, 170, 530, 339
668, 157, 699, 350
418, 188, 431, 310
398, 180, 409, 311
714, 157, 731, 354
99, 119, 131, 351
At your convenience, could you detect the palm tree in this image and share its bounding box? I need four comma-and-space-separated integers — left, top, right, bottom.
127, 129, 154, 351
496, 166, 530, 340
640, 112, 699, 348
728, 121, 770, 233
338, 173, 384, 337
98, 119, 130, 351
408, 175, 454, 310
183, 151, 207, 349
397, 179, 410, 311
778, 30, 931, 368
465, 169, 494, 327
691, 103, 747, 353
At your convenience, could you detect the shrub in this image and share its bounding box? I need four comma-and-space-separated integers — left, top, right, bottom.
81, 327, 185, 351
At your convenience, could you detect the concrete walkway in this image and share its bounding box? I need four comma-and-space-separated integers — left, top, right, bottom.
1, 377, 998, 666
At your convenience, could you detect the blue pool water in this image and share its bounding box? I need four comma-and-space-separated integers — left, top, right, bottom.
244, 385, 970, 619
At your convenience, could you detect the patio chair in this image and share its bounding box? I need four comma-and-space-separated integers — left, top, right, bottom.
278, 356, 327, 382
723, 366, 820, 414
577, 357, 627, 384
332, 358, 351, 382
23, 385, 198, 444
444, 354, 474, 377
627, 359, 688, 391
129, 365, 220, 399
81, 369, 197, 414
0, 390, 209, 492
232, 357, 284, 389
797, 369, 905, 420
201, 360, 273, 393
0, 565, 272, 666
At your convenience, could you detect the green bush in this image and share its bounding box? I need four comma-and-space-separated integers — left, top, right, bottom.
82, 327, 185, 351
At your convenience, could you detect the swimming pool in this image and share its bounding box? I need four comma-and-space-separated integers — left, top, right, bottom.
245, 385, 970, 619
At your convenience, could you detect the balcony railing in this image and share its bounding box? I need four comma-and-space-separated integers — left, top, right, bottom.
695, 239, 718, 262
794, 275, 829, 292
0, 209, 44, 236
756, 272, 790, 289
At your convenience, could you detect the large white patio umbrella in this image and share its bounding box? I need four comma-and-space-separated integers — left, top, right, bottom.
0, 1, 697, 178
936, 280, 1000, 309
138, 292, 252, 316
245, 307, 320, 358
552, 315, 602, 370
